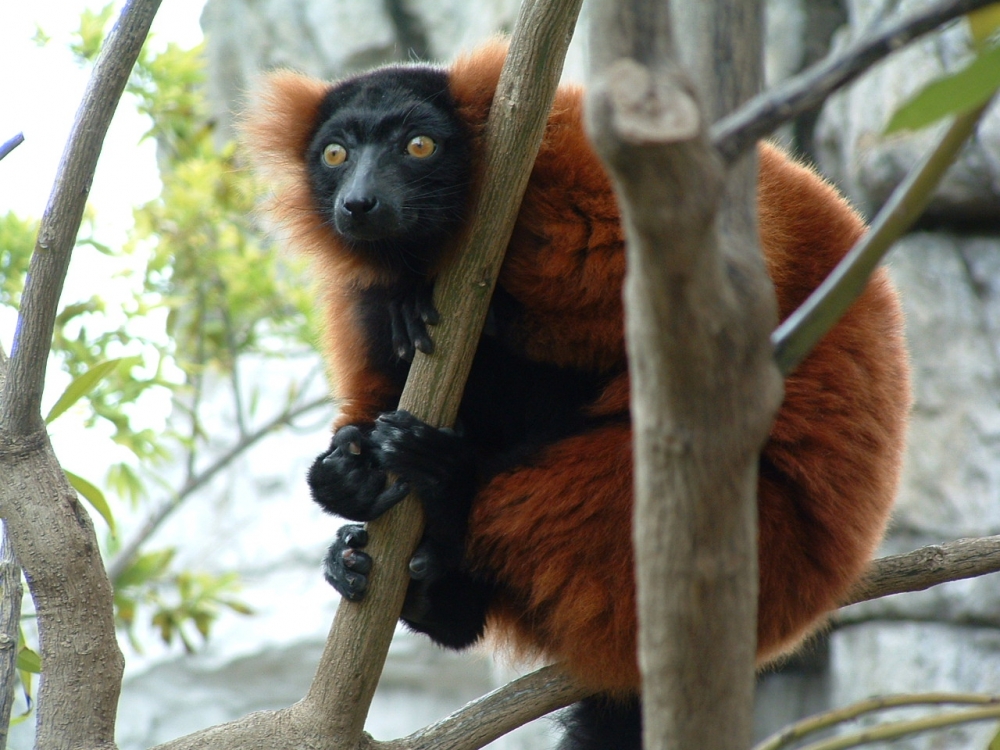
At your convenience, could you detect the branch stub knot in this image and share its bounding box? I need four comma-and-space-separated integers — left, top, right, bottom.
605, 58, 701, 145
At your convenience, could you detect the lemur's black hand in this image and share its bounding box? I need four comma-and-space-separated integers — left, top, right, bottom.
308, 424, 410, 521
311, 410, 478, 603
322, 524, 457, 603
388, 282, 438, 361
308, 410, 473, 522
323, 524, 372, 601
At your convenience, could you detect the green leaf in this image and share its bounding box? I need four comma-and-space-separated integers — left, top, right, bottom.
44, 357, 130, 424
969, 4, 1000, 48
220, 598, 255, 616
64, 470, 116, 536
988, 723, 1000, 750
885, 44, 1000, 134
16, 647, 41, 674
114, 548, 175, 589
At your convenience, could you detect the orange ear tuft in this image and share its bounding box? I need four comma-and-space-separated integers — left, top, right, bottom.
238, 70, 330, 188
239, 71, 387, 285
448, 36, 509, 134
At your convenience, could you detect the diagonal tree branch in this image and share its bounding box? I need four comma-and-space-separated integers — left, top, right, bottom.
844, 535, 1000, 607
380, 665, 588, 750
297, 0, 586, 742
0, 133, 24, 163
711, 0, 1000, 163
151, 0, 587, 747
772, 98, 993, 375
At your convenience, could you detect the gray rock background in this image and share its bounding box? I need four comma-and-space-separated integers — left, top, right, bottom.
816, 0, 1000, 223
14, 1, 997, 748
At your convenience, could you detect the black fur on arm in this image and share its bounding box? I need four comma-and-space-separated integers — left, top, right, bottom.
400, 566, 497, 649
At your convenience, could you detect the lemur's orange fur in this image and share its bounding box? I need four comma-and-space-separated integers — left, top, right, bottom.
243, 39, 910, 692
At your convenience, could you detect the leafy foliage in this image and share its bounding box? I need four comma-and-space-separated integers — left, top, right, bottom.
3, 4, 324, 664
114, 549, 254, 653
0, 212, 36, 308
885, 9, 1000, 134
884, 43, 1000, 133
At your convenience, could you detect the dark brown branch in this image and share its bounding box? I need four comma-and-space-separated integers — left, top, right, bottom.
844, 535, 1000, 607
711, 0, 1000, 163
0, 0, 162, 436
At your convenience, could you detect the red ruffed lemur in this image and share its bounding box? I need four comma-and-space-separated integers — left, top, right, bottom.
241, 39, 910, 750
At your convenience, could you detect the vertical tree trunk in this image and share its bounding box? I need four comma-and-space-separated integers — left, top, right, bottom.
585, 1, 777, 748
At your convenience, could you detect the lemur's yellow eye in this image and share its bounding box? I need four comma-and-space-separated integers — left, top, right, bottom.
322, 143, 347, 167
406, 135, 436, 158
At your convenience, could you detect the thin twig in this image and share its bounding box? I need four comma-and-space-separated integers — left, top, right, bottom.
711, 0, 1000, 162
844, 535, 1000, 607
772, 99, 993, 375
754, 693, 1000, 750
795, 705, 1000, 750
0, 133, 24, 163
106, 393, 330, 582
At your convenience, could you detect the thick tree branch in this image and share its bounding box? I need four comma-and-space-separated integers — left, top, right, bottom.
712, 0, 1000, 163
0, 349, 14, 748
0, 2, 162, 748
586, 2, 778, 748
0, 293, 20, 750
844, 535, 1000, 607
0, 522, 20, 748
0, 344, 15, 744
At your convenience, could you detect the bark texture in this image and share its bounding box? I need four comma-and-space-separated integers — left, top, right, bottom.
586, 1, 779, 748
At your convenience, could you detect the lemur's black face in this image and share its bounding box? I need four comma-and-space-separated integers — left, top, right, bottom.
306, 66, 472, 275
